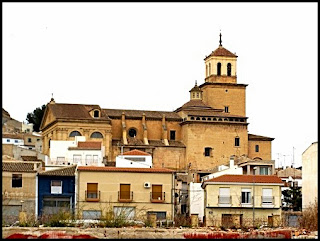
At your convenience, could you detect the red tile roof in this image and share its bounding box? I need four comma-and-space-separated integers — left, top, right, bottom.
38, 165, 77, 176
204, 174, 284, 184
78, 141, 101, 149
122, 149, 150, 156
248, 134, 274, 141
205, 46, 238, 59
77, 166, 174, 173
2, 161, 41, 172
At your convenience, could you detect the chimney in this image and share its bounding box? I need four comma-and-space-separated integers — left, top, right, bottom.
230, 159, 234, 168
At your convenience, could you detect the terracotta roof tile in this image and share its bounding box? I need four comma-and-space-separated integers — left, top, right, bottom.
48, 104, 110, 121
21, 156, 40, 161
77, 166, 175, 173
103, 109, 182, 121
205, 46, 238, 59
204, 174, 284, 184
122, 149, 151, 156
38, 165, 77, 176
248, 134, 274, 141
2, 161, 40, 172
78, 141, 101, 148
2, 133, 24, 139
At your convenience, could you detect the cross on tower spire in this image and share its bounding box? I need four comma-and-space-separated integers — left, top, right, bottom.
219, 31, 222, 46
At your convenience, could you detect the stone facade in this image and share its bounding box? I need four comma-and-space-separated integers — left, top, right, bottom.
40, 39, 274, 176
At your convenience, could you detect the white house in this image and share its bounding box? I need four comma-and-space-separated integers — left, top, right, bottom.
2, 133, 24, 146
116, 149, 152, 168
189, 159, 243, 222
46, 136, 105, 169
302, 142, 318, 210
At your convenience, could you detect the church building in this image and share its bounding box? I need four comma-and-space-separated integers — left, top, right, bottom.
40, 34, 274, 179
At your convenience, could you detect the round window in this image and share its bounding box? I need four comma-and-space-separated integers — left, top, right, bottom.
128, 128, 137, 137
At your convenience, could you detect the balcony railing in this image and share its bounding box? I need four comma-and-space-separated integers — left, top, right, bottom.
218, 195, 232, 204
85, 190, 100, 202
261, 196, 274, 205
150, 192, 165, 203
47, 158, 100, 166
118, 191, 133, 202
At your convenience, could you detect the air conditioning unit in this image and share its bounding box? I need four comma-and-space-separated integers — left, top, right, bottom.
144, 182, 151, 188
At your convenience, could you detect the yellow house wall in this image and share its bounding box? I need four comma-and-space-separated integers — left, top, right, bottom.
182, 123, 248, 170
248, 140, 272, 160
2, 171, 37, 216
201, 85, 246, 117
77, 171, 174, 220
204, 183, 282, 226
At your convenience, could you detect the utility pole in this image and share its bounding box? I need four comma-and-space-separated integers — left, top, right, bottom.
252, 167, 257, 228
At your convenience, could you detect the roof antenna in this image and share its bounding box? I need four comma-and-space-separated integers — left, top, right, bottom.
219, 30, 222, 47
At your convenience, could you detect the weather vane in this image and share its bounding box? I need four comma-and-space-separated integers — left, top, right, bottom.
219, 30, 222, 46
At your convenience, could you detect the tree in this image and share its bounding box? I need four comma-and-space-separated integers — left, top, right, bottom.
26, 104, 46, 132
282, 183, 302, 211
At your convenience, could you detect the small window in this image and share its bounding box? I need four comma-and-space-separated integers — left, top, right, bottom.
51, 180, 62, 194
204, 147, 212, 157
217, 62, 221, 76
227, 63, 232, 76
12, 174, 22, 188
224, 106, 229, 113
196, 93, 199, 98
90, 132, 103, 138
82, 210, 101, 220
6, 139, 10, 143
28, 138, 32, 143
170, 130, 176, 140
260, 166, 269, 175
235, 137, 240, 147
255, 145, 259, 152
26, 128, 30, 132
73, 154, 82, 164
241, 188, 251, 204
128, 128, 137, 138
192, 93, 195, 98
93, 110, 100, 118
37, 138, 40, 141
208, 63, 211, 75
14, 140, 18, 143
69, 131, 81, 137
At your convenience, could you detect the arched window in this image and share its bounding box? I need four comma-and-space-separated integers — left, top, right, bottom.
90, 132, 103, 138
208, 63, 211, 75
93, 110, 100, 118
217, 63, 221, 76
227, 63, 232, 76
69, 131, 81, 137
128, 128, 137, 138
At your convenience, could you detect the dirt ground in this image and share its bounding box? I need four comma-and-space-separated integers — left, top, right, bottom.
2, 227, 318, 239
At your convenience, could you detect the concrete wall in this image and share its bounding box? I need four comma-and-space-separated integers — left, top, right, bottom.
302, 142, 318, 210
2, 171, 37, 224
189, 182, 204, 221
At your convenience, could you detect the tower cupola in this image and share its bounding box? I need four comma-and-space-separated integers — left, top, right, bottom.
204, 32, 238, 84
189, 81, 203, 100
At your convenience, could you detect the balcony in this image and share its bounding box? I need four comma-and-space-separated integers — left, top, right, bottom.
150, 192, 165, 203
118, 191, 133, 202
261, 196, 275, 207
218, 195, 232, 207
85, 191, 100, 202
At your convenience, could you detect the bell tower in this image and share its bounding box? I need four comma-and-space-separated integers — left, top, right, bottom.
201, 33, 247, 117
204, 32, 238, 84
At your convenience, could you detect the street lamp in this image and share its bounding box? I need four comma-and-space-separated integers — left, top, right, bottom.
253, 167, 257, 228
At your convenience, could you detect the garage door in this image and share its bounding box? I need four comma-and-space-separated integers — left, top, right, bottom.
2, 205, 21, 225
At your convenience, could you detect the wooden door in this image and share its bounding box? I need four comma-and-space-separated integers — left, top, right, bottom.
152, 185, 162, 200
120, 184, 130, 199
